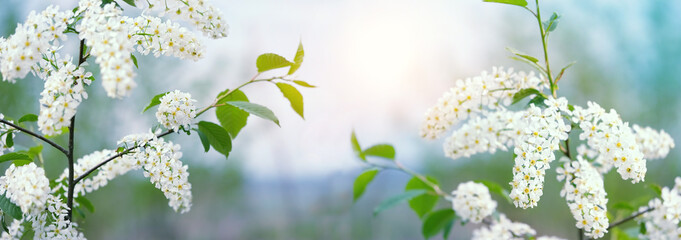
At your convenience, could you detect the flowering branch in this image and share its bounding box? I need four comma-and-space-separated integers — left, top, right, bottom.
0, 119, 68, 155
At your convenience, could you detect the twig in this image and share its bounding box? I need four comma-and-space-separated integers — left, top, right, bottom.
0, 119, 68, 155
66, 116, 76, 220
607, 207, 654, 230
73, 130, 174, 184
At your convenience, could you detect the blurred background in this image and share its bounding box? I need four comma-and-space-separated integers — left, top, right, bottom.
1, 0, 680, 239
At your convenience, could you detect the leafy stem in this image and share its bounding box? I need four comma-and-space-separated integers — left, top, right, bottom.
533, 0, 556, 98
369, 160, 451, 198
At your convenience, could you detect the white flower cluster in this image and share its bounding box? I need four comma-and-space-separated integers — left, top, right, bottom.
450, 181, 497, 223
37, 55, 92, 136
556, 156, 609, 238
0, 6, 72, 82
509, 98, 571, 209
0, 163, 50, 216
77, 1, 136, 98
120, 133, 192, 213
25, 195, 86, 240
0, 114, 15, 154
472, 214, 564, 240
156, 90, 197, 131
632, 124, 675, 160
637, 177, 681, 239
572, 102, 647, 183
420, 67, 546, 139
443, 109, 525, 160
140, 0, 229, 38
55, 150, 137, 199
77, 0, 206, 98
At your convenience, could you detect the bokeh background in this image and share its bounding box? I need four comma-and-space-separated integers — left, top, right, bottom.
1, 0, 680, 239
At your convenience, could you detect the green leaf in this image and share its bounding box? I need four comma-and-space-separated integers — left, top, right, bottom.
482, 0, 528, 7
506, 47, 538, 63
528, 95, 548, 108
554, 61, 576, 83
512, 88, 544, 105
197, 121, 233, 159
567, 104, 575, 112
292, 80, 316, 88
26, 145, 43, 160
363, 144, 395, 160
443, 219, 455, 239
130, 54, 139, 69
287, 41, 305, 75
256, 53, 292, 72
639, 222, 647, 234
275, 83, 304, 119
4, 134, 12, 148
17, 114, 37, 123
224, 101, 280, 126
405, 176, 439, 218
542, 12, 561, 32
122, 0, 136, 7
75, 196, 95, 213
116, 147, 125, 153
612, 202, 635, 212
142, 92, 170, 113
0, 193, 22, 220
0, 153, 31, 163
353, 169, 380, 202
422, 209, 456, 239
351, 131, 365, 161
1, 215, 8, 234
12, 160, 32, 166
373, 189, 428, 216
647, 184, 662, 196
215, 89, 250, 138
475, 180, 513, 204
194, 128, 210, 152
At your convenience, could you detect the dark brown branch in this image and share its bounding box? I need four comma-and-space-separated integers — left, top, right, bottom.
73, 130, 174, 184
0, 119, 68, 155
607, 207, 654, 230
66, 116, 76, 220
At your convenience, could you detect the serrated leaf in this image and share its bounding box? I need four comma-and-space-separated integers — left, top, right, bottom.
542, 12, 561, 32
122, 0, 136, 7
275, 83, 304, 119
363, 144, 395, 160
17, 114, 37, 123
406, 176, 439, 218
225, 101, 279, 126
130, 54, 139, 69
0, 193, 22, 220
0, 153, 31, 163
422, 209, 456, 239
292, 80, 316, 88
353, 169, 379, 202
194, 128, 210, 152
475, 180, 513, 204
12, 160, 32, 166
373, 189, 428, 216
512, 88, 544, 105
197, 121, 232, 159
215, 89, 250, 138
4, 134, 12, 148
351, 131, 365, 161
482, 0, 528, 7
75, 196, 95, 213
256, 53, 292, 73
142, 92, 170, 113
288, 41, 304, 75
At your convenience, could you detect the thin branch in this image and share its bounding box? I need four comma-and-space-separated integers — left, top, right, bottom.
0, 119, 68, 155
73, 130, 174, 184
607, 207, 654, 230
66, 116, 76, 220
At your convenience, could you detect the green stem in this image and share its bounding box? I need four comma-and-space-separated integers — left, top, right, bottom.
392, 161, 451, 198
194, 74, 284, 117
534, 0, 556, 98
